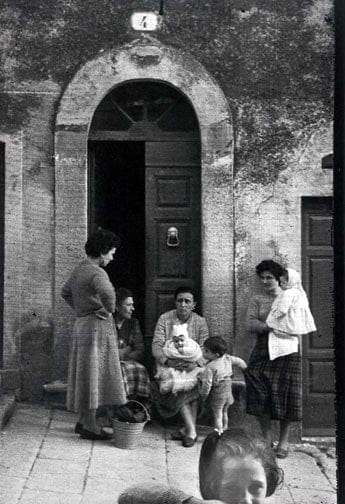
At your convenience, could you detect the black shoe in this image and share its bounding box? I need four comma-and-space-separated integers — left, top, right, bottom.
74, 422, 83, 434
80, 428, 113, 440
182, 435, 198, 448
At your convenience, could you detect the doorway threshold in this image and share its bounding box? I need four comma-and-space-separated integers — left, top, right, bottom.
302, 436, 335, 445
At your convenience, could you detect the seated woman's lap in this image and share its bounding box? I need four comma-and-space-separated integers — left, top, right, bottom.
120, 361, 151, 400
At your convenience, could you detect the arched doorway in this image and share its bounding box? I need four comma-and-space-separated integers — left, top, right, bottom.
54, 43, 233, 379
88, 81, 201, 338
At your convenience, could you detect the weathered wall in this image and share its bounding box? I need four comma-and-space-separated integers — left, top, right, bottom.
0, 0, 333, 398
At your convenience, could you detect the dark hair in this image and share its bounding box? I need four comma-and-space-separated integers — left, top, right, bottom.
199, 428, 283, 499
116, 287, 133, 306
204, 336, 227, 357
85, 229, 121, 258
174, 285, 197, 300
255, 260, 286, 282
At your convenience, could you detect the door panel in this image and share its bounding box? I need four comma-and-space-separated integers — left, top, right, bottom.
302, 197, 335, 436
145, 141, 201, 336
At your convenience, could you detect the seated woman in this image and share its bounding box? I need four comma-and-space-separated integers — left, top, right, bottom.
152, 286, 209, 448
114, 288, 151, 405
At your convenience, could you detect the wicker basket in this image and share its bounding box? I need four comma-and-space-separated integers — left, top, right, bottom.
112, 400, 150, 449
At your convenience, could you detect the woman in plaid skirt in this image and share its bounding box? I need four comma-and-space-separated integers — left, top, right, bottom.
244, 260, 302, 459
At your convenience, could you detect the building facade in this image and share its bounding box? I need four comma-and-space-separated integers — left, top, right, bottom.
0, 0, 334, 436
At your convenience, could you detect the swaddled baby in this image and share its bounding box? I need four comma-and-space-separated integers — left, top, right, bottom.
155, 324, 204, 394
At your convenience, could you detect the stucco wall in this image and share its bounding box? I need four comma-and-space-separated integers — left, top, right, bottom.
0, 0, 333, 398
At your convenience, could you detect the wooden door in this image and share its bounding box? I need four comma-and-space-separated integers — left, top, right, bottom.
145, 141, 201, 337
302, 197, 334, 436
0, 143, 3, 366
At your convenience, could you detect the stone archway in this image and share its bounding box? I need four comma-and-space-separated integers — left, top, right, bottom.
54, 40, 233, 378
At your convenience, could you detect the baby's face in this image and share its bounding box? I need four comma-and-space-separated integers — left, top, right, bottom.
279, 275, 289, 290
173, 335, 185, 352
218, 455, 267, 504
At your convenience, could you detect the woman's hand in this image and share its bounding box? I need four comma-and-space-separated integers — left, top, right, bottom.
119, 345, 132, 360
166, 359, 197, 371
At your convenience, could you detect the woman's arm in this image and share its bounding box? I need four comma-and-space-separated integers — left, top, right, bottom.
126, 319, 145, 362
61, 278, 74, 309
91, 271, 116, 314
247, 297, 269, 334
152, 314, 169, 365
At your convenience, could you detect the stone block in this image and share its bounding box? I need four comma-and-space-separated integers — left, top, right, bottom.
0, 369, 20, 391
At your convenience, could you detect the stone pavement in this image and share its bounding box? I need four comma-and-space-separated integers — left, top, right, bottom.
0, 404, 337, 504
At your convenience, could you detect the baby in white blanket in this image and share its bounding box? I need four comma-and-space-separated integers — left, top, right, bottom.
155, 324, 204, 394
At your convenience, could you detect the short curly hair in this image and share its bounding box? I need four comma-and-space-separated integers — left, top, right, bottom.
203, 336, 228, 357
255, 260, 286, 281
116, 287, 133, 306
85, 228, 121, 258
174, 285, 197, 300
199, 428, 283, 499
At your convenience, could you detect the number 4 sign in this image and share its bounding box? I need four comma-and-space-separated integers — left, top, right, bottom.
130, 12, 162, 31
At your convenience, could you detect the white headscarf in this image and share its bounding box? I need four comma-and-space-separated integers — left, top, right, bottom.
285, 268, 308, 299
171, 323, 189, 339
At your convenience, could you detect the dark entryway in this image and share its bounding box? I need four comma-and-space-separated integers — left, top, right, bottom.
88, 141, 146, 324
88, 81, 201, 339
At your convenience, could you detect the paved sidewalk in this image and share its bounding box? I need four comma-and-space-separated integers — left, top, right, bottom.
0, 404, 337, 504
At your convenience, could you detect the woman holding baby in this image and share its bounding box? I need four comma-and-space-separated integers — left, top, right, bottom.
152, 286, 209, 447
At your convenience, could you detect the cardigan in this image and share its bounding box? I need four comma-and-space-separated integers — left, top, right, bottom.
61, 259, 116, 317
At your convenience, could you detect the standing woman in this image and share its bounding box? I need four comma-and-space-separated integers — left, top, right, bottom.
61, 229, 126, 440
244, 259, 301, 458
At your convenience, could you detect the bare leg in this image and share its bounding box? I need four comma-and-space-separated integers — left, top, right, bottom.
277, 419, 292, 450
191, 400, 198, 426
222, 403, 230, 430
83, 408, 100, 433
180, 402, 197, 439
213, 407, 223, 432
259, 414, 272, 445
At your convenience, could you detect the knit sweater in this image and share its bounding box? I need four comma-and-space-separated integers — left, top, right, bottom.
61, 259, 116, 317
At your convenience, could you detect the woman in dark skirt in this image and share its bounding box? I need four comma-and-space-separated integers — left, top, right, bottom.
244, 259, 302, 459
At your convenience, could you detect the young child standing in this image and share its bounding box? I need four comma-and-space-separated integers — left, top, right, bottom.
199, 337, 247, 433
119, 427, 283, 504
155, 324, 204, 394
266, 267, 316, 360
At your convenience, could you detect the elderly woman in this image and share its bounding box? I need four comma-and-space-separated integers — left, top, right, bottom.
244, 259, 302, 458
152, 286, 209, 447
115, 287, 151, 404
61, 229, 126, 440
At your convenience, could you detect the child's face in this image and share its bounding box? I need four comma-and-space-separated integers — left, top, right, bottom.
173, 335, 185, 351
203, 347, 217, 361
218, 455, 267, 504
279, 274, 289, 290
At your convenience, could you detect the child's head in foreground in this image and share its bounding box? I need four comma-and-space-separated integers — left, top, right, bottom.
203, 336, 228, 361
199, 427, 283, 504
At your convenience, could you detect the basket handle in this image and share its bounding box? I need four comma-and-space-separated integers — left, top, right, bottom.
125, 399, 151, 422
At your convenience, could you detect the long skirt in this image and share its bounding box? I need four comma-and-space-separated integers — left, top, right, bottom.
244, 334, 302, 421
67, 315, 126, 412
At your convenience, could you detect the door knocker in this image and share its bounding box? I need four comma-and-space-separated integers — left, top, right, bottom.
167, 226, 180, 247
